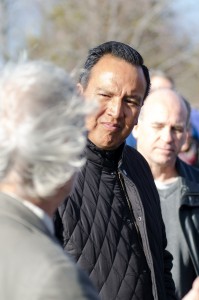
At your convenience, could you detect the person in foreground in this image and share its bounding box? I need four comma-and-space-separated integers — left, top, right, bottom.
133, 88, 199, 299
0, 60, 99, 300
54, 41, 177, 300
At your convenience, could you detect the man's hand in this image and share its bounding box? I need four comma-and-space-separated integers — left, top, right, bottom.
182, 277, 199, 300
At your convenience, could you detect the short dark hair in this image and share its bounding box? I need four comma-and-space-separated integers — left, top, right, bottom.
79, 41, 150, 99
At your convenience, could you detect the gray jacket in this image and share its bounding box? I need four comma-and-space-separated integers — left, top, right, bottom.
0, 192, 98, 300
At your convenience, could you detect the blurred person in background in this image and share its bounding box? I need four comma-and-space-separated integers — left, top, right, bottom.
54, 41, 177, 300
191, 108, 199, 142
133, 88, 199, 299
178, 121, 199, 166
150, 69, 175, 91
178, 98, 199, 166
0, 60, 99, 300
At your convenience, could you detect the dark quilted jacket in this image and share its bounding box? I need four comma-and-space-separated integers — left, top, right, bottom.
55, 140, 177, 300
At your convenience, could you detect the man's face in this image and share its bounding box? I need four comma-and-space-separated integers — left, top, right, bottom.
79, 54, 147, 150
134, 90, 187, 169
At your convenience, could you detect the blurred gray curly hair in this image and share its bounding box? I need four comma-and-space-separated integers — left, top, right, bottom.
0, 60, 92, 199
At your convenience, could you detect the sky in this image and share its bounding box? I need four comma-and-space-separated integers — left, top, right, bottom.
2, 0, 199, 63
6, 0, 43, 60
171, 0, 199, 46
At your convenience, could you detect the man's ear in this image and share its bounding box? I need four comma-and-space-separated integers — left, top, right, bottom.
77, 83, 84, 96
132, 124, 139, 139
180, 129, 191, 152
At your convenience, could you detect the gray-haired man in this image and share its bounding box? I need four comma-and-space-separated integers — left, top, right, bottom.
0, 60, 99, 300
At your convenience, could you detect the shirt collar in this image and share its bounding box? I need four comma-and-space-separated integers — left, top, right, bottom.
3, 191, 54, 235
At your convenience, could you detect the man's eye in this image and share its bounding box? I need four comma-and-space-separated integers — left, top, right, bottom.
173, 127, 184, 133
152, 124, 163, 129
98, 93, 110, 98
125, 98, 141, 107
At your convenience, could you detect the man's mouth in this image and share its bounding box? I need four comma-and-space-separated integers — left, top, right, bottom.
158, 147, 174, 154
101, 122, 121, 131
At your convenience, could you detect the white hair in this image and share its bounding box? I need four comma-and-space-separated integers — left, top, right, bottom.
0, 60, 92, 198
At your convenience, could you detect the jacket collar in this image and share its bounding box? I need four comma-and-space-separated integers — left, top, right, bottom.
86, 139, 124, 169
176, 157, 199, 178
0, 192, 55, 238
175, 159, 199, 206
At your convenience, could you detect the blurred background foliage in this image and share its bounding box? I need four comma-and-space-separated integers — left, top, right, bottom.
0, 0, 199, 106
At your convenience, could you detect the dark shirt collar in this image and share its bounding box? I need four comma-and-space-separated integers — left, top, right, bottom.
86, 139, 124, 169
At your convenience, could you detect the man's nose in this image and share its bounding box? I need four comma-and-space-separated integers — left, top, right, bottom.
107, 97, 124, 118
161, 127, 173, 142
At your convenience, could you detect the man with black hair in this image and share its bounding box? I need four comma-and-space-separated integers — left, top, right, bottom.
55, 41, 177, 300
